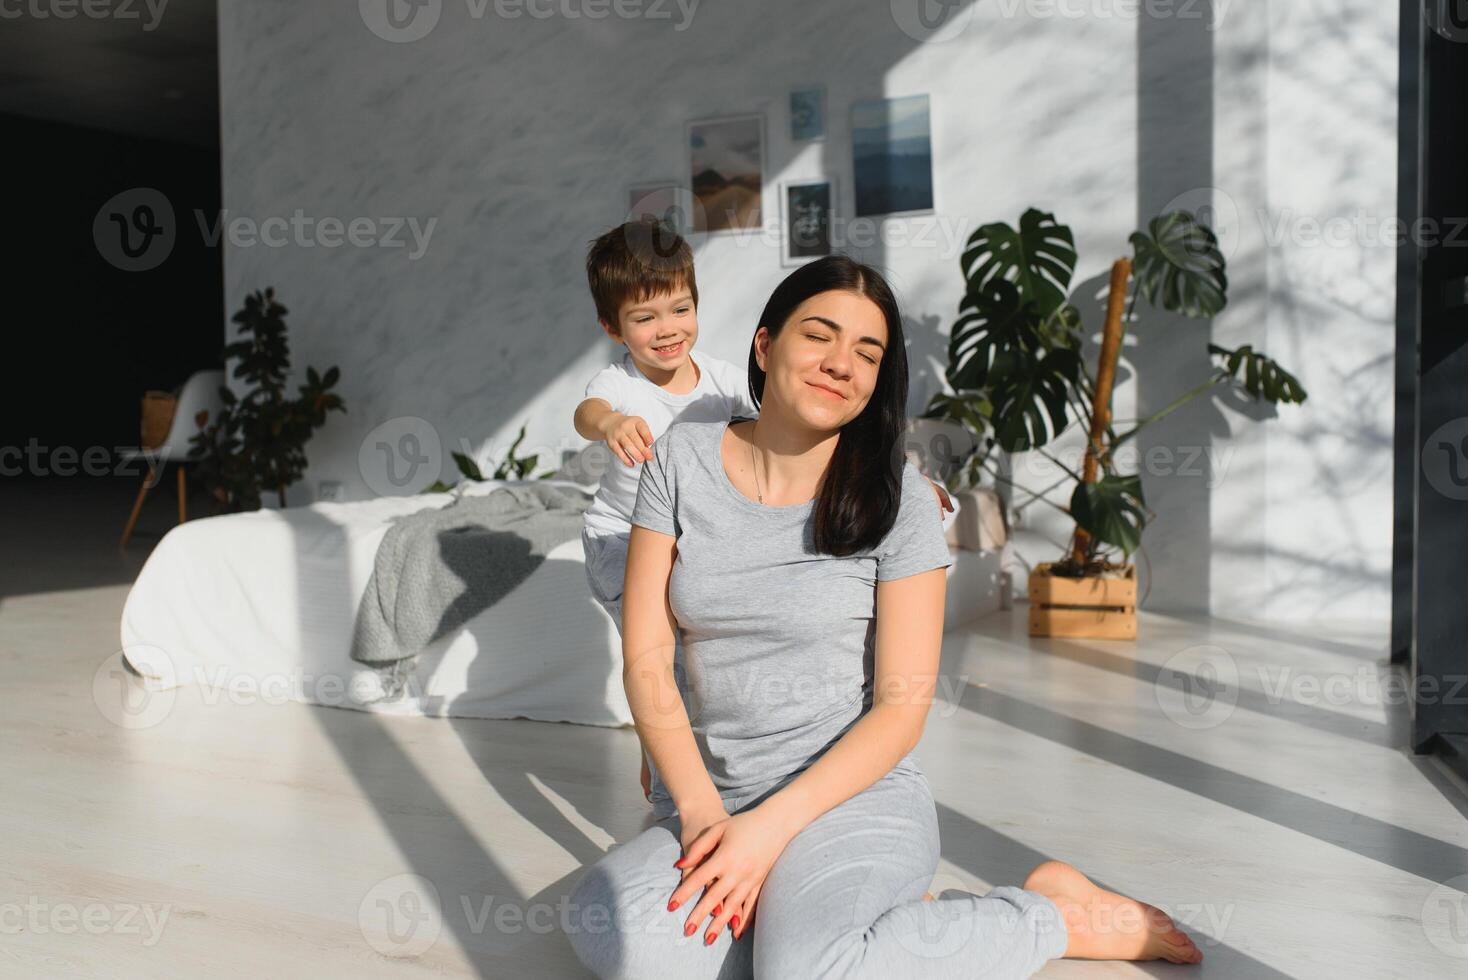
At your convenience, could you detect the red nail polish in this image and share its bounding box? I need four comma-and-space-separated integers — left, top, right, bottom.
667, 899, 679, 911
713, 903, 721, 916
674, 857, 687, 868
684, 922, 696, 936
731, 915, 740, 930
704, 932, 715, 945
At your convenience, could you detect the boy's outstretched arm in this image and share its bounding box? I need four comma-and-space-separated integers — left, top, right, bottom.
574, 396, 654, 467
573, 396, 616, 442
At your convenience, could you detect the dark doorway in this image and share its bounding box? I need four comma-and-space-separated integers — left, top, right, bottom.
1396, 1, 1468, 774
0, 1, 223, 586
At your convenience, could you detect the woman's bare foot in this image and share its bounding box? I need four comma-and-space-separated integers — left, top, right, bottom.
1022, 860, 1203, 965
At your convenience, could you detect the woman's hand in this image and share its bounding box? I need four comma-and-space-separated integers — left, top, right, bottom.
668, 805, 794, 944
676, 798, 729, 859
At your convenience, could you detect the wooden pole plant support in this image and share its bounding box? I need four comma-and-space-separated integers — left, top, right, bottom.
1028, 257, 1138, 640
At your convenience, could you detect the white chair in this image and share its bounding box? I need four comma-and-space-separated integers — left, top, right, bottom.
119, 368, 226, 548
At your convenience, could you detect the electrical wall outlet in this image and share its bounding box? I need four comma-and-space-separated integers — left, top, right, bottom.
317, 480, 343, 502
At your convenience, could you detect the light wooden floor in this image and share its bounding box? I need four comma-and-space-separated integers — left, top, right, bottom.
3, 480, 1467, 978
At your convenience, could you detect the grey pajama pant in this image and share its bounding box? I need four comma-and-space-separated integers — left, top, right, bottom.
564, 765, 1069, 979
576, 529, 1068, 976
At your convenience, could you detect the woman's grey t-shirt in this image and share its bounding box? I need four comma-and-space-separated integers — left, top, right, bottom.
630, 417, 954, 819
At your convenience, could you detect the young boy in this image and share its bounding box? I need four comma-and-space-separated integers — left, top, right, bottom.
574, 218, 754, 806
574, 217, 953, 804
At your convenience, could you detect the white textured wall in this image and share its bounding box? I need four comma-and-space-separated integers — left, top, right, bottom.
218, 0, 1395, 625
1208, 1, 1398, 623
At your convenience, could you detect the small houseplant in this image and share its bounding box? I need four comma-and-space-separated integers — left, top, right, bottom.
420, 421, 557, 493
189, 288, 345, 512
924, 208, 1307, 637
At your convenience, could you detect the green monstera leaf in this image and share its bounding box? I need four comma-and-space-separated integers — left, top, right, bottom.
1207, 344, 1309, 404
1070, 472, 1147, 557
960, 208, 1078, 320
947, 279, 1035, 391
1130, 211, 1228, 319
942, 278, 1079, 454
987, 345, 1081, 453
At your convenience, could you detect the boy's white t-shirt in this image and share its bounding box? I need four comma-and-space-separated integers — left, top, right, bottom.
581, 348, 758, 539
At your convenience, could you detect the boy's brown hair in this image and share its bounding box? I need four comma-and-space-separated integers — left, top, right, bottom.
585, 216, 698, 331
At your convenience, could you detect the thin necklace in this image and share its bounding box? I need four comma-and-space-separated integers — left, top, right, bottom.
749, 420, 763, 504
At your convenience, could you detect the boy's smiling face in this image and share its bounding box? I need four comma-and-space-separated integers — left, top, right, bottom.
603, 286, 699, 375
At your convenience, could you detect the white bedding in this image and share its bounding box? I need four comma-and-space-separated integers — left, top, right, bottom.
119, 479, 1002, 727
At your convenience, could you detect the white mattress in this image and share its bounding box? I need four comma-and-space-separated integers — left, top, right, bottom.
119, 479, 1001, 727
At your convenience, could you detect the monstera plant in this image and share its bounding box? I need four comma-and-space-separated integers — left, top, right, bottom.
924, 208, 1307, 594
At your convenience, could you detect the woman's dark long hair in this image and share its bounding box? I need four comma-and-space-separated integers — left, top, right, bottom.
746, 254, 909, 557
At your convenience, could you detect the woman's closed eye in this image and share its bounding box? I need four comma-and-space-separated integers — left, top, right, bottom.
806, 334, 877, 365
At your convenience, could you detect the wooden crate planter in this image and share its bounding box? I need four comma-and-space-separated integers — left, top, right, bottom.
1027, 562, 1137, 639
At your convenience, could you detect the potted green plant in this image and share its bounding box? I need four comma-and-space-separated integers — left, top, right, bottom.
420, 421, 558, 493
924, 208, 1307, 638
189, 288, 346, 512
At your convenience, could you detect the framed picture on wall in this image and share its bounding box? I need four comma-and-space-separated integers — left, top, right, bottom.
686, 113, 764, 234
780, 178, 835, 266
851, 94, 934, 218
626, 182, 694, 235
789, 87, 825, 141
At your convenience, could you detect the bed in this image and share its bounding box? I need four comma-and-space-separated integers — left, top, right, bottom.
119, 474, 1005, 728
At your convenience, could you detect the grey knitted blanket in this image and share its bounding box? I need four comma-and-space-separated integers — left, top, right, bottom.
350, 482, 592, 671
